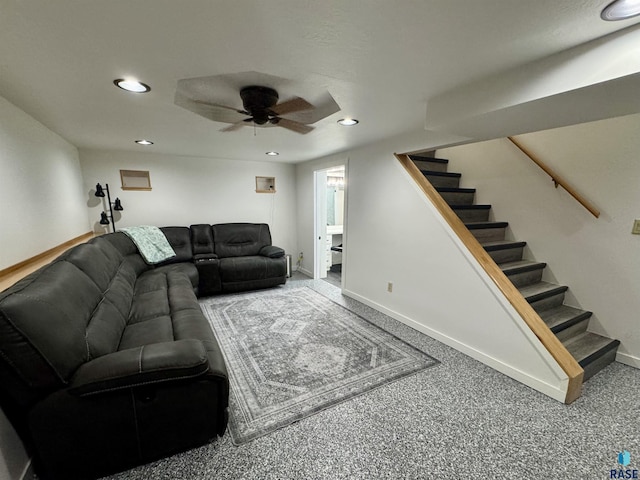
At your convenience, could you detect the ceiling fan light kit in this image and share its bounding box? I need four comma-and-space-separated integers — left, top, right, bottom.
206, 85, 317, 134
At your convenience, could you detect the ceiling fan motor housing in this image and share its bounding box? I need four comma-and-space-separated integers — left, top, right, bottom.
240, 86, 279, 124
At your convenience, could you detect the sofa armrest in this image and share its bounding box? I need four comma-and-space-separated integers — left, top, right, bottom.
69, 340, 209, 396
259, 245, 285, 258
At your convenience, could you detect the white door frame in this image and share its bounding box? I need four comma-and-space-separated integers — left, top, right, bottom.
313, 169, 328, 279
313, 163, 347, 281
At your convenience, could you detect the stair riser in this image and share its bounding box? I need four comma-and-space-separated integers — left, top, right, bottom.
413, 159, 448, 173
454, 209, 490, 223
470, 227, 506, 243
582, 348, 617, 381
505, 268, 544, 288
487, 247, 524, 263
555, 318, 590, 342
528, 291, 567, 312
424, 174, 460, 188
439, 191, 475, 205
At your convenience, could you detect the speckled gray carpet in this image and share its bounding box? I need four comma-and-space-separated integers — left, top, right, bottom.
201, 287, 438, 444
101, 274, 640, 480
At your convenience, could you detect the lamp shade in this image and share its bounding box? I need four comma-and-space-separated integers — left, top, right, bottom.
95, 183, 105, 197
113, 198, 123, 211
99, 212, 110, 225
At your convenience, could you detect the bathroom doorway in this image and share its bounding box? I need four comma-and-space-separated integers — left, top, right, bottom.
313, 165, 345, 286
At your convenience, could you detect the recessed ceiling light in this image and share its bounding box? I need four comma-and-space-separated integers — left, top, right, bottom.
114, 79, 151, 93
601, 0, 640, 20
135, 139, 153, 145
337, 118, 359, 126
265, 151, 279, 156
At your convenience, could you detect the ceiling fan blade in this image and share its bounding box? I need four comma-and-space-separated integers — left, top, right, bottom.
274, 117, 314, 134
270, 97, 314, 116
220, 120, 250, 132
193, 100, 248, 115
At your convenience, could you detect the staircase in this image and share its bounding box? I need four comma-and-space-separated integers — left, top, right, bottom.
409, 154, 620, 381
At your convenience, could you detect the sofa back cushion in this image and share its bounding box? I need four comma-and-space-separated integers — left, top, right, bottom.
159, 227, 193, 264
190, 224, 215, 255
0, 237, 138, 395
212, 223, 272, 258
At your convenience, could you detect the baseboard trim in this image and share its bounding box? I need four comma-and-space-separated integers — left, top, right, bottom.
297, 267, 313, 278
341, 288, 568, 403
616, 351, 640, 369
0, 231, 94, 278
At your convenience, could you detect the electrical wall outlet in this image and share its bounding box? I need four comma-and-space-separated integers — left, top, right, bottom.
387, 282, 393, 293
633, 220, 640, 235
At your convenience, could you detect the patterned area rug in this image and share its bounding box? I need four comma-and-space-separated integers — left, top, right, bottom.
201, 287, 439, 444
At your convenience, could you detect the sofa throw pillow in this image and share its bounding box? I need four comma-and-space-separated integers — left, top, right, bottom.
121, 226, 176, 264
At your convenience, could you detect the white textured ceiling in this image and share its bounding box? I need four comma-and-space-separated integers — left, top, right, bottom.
1, 0, 639, 163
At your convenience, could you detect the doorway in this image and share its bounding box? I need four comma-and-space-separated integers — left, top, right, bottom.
314, 165, 345, 286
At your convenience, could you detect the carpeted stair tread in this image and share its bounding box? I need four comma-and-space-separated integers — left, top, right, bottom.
500, 260, 547, 288
465, 221, 509, 229
482, 240, 527, 251
563, 332, 620, 368
451, 204, 493, 222
422, 171, 461, 188
538, 304, 592, 333
499, 260, 547, 274
437, 187, 476, 206
482, 240, 527, 263
518, 281, 568, 303
451, 205, 492, 211
410, 156, 449, 173
408, 154, 448, 164
419, 170, 461, 178
437, 187, 476, 193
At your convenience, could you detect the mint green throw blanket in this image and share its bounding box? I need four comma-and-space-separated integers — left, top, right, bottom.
120, 226, 176, 264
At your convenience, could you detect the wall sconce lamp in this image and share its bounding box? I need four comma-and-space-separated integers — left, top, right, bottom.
95, 183, 123, 233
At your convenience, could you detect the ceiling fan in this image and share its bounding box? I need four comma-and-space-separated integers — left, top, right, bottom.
194, 86, 315, 134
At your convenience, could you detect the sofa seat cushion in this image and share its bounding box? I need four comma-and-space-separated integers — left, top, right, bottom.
119, 316, 174, 350
153, 262, 198, 290
219, 256, 286, 282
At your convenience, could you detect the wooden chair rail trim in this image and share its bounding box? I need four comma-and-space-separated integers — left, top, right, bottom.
507, 137, 600, 219
0, 231, 95, 278
395, 153, 583, 403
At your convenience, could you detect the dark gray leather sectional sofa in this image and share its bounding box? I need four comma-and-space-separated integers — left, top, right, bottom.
0, 223, 286, 479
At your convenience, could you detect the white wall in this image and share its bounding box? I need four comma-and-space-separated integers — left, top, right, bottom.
79, 149, 298, 256
0, 96, 90, 270
297, 131, 571, 401
295, 128, 467, 278
0, 95, 89, 479
439, 113, 640, 368
426, 25, 640, 139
